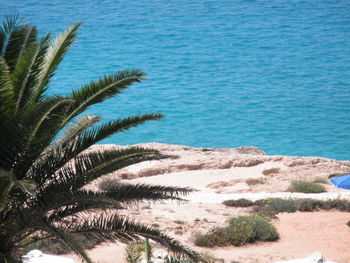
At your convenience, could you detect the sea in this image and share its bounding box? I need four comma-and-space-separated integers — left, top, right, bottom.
2, 0, 350, 160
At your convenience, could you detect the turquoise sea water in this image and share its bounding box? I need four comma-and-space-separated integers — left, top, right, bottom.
2, 0, 350, 160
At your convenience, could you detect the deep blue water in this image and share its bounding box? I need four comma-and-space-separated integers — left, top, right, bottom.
2, 0, 350, 160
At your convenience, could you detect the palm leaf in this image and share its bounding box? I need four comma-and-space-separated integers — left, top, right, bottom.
101, 182, 192, 203
13, 96, 74, 177
77, 114, 164, 149
0, 14, 20, 57
32, 189, 123, 213
63, 69, 146, 124
31, 114, 163, 183
124, 240, 143, 263
3, 23, 37, 72
0, 169, 35, 210
48, 147, 166, 190
11, 33, 51, 113
42, 222, 93, 263
33, 23, 80, 102
12, 42, 40, 113
72, 213, 200, 262
54, 114, 101, 147
0, 57, 15, 117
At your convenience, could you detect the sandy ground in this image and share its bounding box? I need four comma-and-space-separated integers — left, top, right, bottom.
66, 143, 350, 263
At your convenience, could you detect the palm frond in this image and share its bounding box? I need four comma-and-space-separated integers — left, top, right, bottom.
101, 182, 192, 203
33, 23, 80, 102
46, 202, 124, 223
41, 222, 93, 263
63, 69, 146, 124
32, 189, 123, 214
0, 57, 15, 116
12, 42, 40, 113
11, 33, 51, 113
0, 117, 26, 169
31, 115, 163, 183
72, 213, 200, 261
0, 169, 35, 210
13, 96, 74, 177
0, 14, 21, 57
78, 114, 164, 148
3, 23, 37, 72
124, 240, 143, 263
48, 147, 166, 190
54, 114, 101, 147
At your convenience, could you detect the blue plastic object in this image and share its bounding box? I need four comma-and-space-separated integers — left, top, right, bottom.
330, 174, 350, 190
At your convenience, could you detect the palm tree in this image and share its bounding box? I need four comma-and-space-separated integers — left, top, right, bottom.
0, 15, 198, 263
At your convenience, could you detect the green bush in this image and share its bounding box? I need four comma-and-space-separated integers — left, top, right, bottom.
224, 197, 350, 217
245, 178, 265, 186
287, 180, 326, 193
222, 198, 266, 207
222, 199, 254, 207
194, 215, 278, 247
312, 177, 328, 184
295, 199, 322, 211
322, 199, 350, 211
266, 198, 297, 213
194, 227, 231, 247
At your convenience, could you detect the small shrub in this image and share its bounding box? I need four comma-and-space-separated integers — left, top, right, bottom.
312, 177, 328, 184
174, 220, 186, 225
246, 178, 265, 186
287, 180, 326, 193
194, 227, 231, 247
262, 168, 281, 176
195, 215, 278, 247
223, 198, 254, 207
266, 198, 297, 213
295, 199, 323, 211
223, 198, 266, 207
323, 199, 350, 211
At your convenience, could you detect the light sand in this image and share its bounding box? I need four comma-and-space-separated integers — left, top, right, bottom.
66, 143, 350, 263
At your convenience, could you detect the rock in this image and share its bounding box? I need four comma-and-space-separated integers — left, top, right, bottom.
232, 158, 265, 167
274, 252, 338, 263
234, 146, 266, 155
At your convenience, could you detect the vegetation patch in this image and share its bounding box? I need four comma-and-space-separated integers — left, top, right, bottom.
224, 198, 350, 216
312, 177, 328, 184
222, 198, 266, 207
194, 215, 278, 247
245, 178, 265, 186
262, 168, 280, 176
174, 220, 186, 225
287, 180, 326, 193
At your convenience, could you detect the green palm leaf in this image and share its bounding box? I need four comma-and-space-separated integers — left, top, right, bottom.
3, 23, 37, 72
0, 15, 20, 57
33, 23, 80, 102
13, 96, 74, 177
72, 213, 200, 261
0, 169, 35, 210
31, 114, 163, 183
0, 57, 15, 117
63, 69, 146, 124
50, 147, 165, 189
11, 33, 51, 113
54, 114, 101, 147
